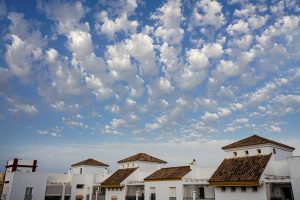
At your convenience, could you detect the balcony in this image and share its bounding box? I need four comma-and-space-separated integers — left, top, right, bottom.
125, 196, 144, 200
24, 195, 32, 200
183, 198, 214, 200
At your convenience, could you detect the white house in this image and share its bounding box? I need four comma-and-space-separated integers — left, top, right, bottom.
101, 153, 167, 200
144, 160, 216, 200
1, 158, 110, 200
209, 134, 299, 200
69, 158, 111, 200
1, 158, 48, 200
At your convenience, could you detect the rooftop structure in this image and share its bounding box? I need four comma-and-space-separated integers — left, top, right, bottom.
117, 153, 167, 164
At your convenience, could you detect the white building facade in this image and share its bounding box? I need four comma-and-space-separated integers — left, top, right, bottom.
209, 135, 299, 200
1, 135, 300, 200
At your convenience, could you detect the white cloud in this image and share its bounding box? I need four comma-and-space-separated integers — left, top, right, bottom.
67, 30, 93, 60
217, 107, 231, 117
38, 1, 87, 34
126, 33, 158, 76
97, 14, 138, 39
152, 0, 184, 45
175, 68, 207, 90
186, 49, 209, 70
201, 112, 219, 122
6, 98, 38, 116
201, 43, 223, 58
192, 0, 225, 29
248, 15, 268, 30
227, 20, 250, 35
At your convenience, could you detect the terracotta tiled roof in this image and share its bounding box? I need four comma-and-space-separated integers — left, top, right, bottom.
222, 135, 295, 150
117, 153, 167, 164
101, 168, 138, 187
144, 166, 191, 181
209, 154, 272, 186
71, 158, 109, 167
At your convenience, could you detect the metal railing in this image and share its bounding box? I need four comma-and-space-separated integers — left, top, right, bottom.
125, 196, 144, 200
24, 195, 33, 200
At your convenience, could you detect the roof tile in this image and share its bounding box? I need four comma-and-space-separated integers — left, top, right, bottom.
71, 158, 109, 167
118, 153, 167, 164
144, 166, 191, 181
222, 135, 295, 150
209, 154, 271, 185
101, 168, 138, 187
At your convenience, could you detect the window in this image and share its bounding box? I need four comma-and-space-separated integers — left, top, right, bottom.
76, 184, 84, 189
150, 187, 156, 200
231, 187, 236, 192
25, 187, 33, 196
245, 150, 249, 156
257, 149, 261, 154
80, 168, 83, 174
252, 186, 258, 192
169, 187, 176, 200
221, 186, 226, 192
273, 148, 276, 154
233, 152, 237, 157
241, 186, 246, 192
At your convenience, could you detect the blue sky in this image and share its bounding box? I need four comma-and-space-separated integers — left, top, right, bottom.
0, 0, 300, 172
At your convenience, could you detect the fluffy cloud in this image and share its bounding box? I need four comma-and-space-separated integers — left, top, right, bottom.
192, 0, 225, 29
152, 0, 184, 45
97, 13, 138, 39
126, 33, 158, 76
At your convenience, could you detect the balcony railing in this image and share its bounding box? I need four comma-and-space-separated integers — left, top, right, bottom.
24, 195, 33, 200
125, 196, 144, 200
183, 198, 214, 200
182, 178, 209, 184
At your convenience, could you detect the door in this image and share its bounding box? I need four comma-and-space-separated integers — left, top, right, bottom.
282, 187, 294, 200
199, 187, 205, 199
111, 196, 118, 200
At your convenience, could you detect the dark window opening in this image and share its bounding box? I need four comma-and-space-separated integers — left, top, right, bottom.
76, 184, 84, 189
241, 186, 246, 192
257, 149, 261, 154
231, 187, 236, 192
252, 186, 258, 192
150, 193, 156, 200
233, 152, 237, 157
199, 187, 205, 199
273, 148, 277, 154
80, 168, 83, 174
245, 150, 249, 155
221, 187, 226, 192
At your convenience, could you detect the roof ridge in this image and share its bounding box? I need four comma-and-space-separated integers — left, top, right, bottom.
117, 153, 167, 164
222, 134, 295, 150
71, 158, 109, 167
161, 165, 190, 169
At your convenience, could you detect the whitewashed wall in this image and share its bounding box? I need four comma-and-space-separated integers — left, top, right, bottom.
288, 156, 300, 200
214, 185, 268, 200
145, 180, 183, 200
105, 188, 126, 200
5, 172, 48, 200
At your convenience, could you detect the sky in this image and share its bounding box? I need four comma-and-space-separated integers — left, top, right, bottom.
0, 0, 300, 172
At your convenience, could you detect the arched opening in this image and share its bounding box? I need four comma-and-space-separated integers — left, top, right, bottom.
111, 195, 118, 200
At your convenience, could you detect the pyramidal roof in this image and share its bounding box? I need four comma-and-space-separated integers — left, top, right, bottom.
222, 135, 295, 150
117, 153, 167, 164
144, 166, 191, 181
71, 158, 109, 167
209, 154, 272, 186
